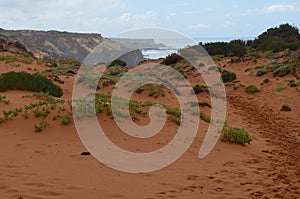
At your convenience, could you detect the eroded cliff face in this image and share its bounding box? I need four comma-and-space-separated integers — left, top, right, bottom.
0, 29, 146, 66
0, 29, 104, 61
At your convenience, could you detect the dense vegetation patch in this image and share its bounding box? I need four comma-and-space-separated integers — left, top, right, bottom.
188, 23, 300, 58
252, 24, 300, 52
0, 71, 63, 97
201, 41, 248, 57
161, 53, 184, 65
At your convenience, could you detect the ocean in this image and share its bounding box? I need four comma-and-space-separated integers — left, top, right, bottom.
141, 37, 254, 59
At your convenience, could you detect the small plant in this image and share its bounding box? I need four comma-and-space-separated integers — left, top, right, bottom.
263, 78, 270, 84
281, 104, 291, 111
287, 80, 300, 87
161, 53, 183, 65
33, 108, 42, 117
0, 95, 9, 105
147, 84, 165, 98
221, 70, 237, 83
192, 85, 207, 94
245, 85, 261, 94
171, 117, 181, 125
256, 69, 267, 77
34, 120, 49, 132
199, 111, 211, 123
190, 101, 211, 108
61, 114, 72, 125
276, 85, 286, 92
221, 127, 253, 146
22, 112, 29, 119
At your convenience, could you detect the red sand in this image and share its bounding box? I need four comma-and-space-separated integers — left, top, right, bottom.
0, 53, 299, 198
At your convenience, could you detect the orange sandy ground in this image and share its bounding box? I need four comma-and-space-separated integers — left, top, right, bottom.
0, 54, 299, 199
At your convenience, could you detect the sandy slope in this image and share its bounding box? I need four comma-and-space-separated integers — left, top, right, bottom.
0, 53, 299, 198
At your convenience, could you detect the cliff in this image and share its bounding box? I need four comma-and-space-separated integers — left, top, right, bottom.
0, 29, 146, 66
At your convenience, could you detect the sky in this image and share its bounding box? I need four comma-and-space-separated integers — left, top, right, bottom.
0, 0, 300, 39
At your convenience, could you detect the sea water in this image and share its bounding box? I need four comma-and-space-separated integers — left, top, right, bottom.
141, 37, 254, 60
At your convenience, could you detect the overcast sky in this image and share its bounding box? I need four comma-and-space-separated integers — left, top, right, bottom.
1, 0, 300, 39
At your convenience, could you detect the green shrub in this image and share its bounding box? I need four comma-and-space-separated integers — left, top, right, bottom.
0, 72, 63, 97
288, 80, 300, 87
281, 104, 291, 111
252, 23, 300, 52
108, 59, 126, 67
276, 85, 286, 92
221, 70, 237, 83
171, 117, 181, 125
1, 55, 33, 64
61, 114, 72, 125
263, 78, 270, 84
192, 85, 207, 94
107, 65, 123, 76
147, 84, 165, 98
34, 120, 49, 132
245, 85, 260, 94
59, 58, 81, 66
161, 53, 184, 65
201, 41, 247, 57
221, 127, 253, 146
256, 69, 267, 77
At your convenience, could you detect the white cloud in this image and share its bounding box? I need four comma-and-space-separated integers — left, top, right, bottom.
116, 11, 157, 23
166, 8, 213, 18
0, 0, 126, 31
226, 3, 300, 17
190, 23, 209, 29
266, 4, 300, 12
223, 21, 237, 28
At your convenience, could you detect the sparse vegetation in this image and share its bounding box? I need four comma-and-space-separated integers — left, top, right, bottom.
0, 95, 9, 105
0, 54, 33, 64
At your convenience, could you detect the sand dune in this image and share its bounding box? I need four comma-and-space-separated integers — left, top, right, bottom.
0, 52, 299, 198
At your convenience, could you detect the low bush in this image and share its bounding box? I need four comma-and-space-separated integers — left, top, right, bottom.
192, 85, 207, 94
256, 69, 267, 77
34, 120, 49, 132
221, 127, 253, 146
0, 72, 63, 97
221, 70, 237, 83
161, 53, 184, 65
281, 104, 291, 111
245, 85, 260, 94
108, 59, 126, 67
61, 114, 72, 125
